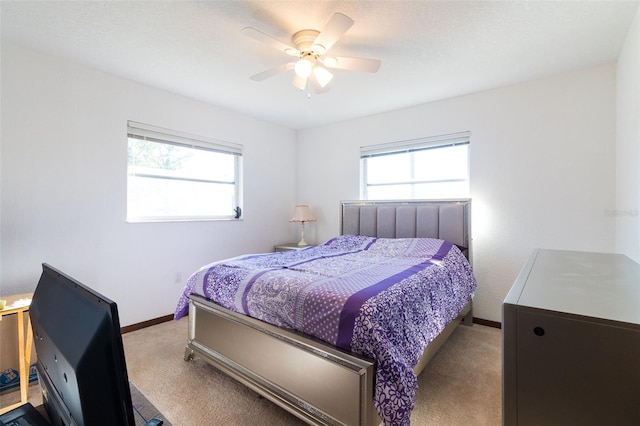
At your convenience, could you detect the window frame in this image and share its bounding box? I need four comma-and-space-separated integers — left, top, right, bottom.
360, 132, 470, 200
127, 121, 243, 223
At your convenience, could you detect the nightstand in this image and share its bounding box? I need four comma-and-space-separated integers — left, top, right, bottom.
274, 243, 314, 252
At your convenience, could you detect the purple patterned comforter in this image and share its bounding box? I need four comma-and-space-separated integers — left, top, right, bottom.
175, 235, 476, 425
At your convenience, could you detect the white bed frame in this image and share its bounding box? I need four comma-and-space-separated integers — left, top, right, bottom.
184, 199, 473, 426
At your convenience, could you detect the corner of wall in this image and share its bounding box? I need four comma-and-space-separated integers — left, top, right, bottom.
615, 7, 640, 262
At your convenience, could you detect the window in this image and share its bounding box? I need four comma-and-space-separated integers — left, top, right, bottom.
361, 132, 470, 200
127, 121, 242, 222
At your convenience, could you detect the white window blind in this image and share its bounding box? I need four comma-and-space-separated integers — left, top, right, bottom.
127, 121, 243, 222
360, 132, 470, 200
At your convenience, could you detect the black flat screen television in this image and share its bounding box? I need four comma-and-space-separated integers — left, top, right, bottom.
30, 263, 137, 426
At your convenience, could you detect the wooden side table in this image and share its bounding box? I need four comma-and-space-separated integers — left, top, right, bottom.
0, 293, 34, 415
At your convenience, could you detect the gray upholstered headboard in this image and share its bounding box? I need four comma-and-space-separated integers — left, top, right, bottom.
341, 199, 471, 256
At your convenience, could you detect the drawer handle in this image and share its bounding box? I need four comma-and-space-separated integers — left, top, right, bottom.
533, 326, 545, 336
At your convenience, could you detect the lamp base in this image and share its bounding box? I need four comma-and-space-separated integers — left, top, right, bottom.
297, 222, 309, 247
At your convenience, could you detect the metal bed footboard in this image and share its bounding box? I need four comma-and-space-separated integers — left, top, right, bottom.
185, 294, 377, 426
185, 295, 472, 426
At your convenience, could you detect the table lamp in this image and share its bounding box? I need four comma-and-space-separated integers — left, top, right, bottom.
289, 205, 316, 246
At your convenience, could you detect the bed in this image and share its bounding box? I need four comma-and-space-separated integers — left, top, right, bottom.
175, 199, 476, 426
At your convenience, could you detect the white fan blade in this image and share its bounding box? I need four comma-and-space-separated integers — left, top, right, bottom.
292, 74, 307, 90
310, 73, 330, 94
250, 63, 295, 81
312, 12, 354, 54
322, 56, 381, 73
242, 27, 300, 56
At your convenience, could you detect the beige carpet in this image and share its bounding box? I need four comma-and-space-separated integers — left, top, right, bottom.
3, 318, 501, 425
123, 318, 501, 425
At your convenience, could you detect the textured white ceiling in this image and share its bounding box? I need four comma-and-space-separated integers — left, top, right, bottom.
1, 1, 638, 130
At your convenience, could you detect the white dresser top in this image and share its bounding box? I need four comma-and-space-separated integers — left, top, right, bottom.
506, 249, 640, 325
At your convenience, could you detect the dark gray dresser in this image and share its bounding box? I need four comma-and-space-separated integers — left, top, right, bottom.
502, 249, 640, 426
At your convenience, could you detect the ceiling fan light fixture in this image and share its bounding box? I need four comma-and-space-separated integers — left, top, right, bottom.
292, 73, 308, 91
313, 66, 333, 88
295, 57, 313, 78
243, 12, 381, 95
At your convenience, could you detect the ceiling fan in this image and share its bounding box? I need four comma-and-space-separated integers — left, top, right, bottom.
242, 12, 381, 94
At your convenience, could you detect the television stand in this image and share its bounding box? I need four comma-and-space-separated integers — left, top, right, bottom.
134, 404, 163, 426
129, 382, 171, 426
28, 382, 171, 426
134, 405, 164, 426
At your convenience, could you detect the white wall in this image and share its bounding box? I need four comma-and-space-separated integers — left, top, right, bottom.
297, 64, 617, 323
0, 41, 297, 326
616, 8, 640, 263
